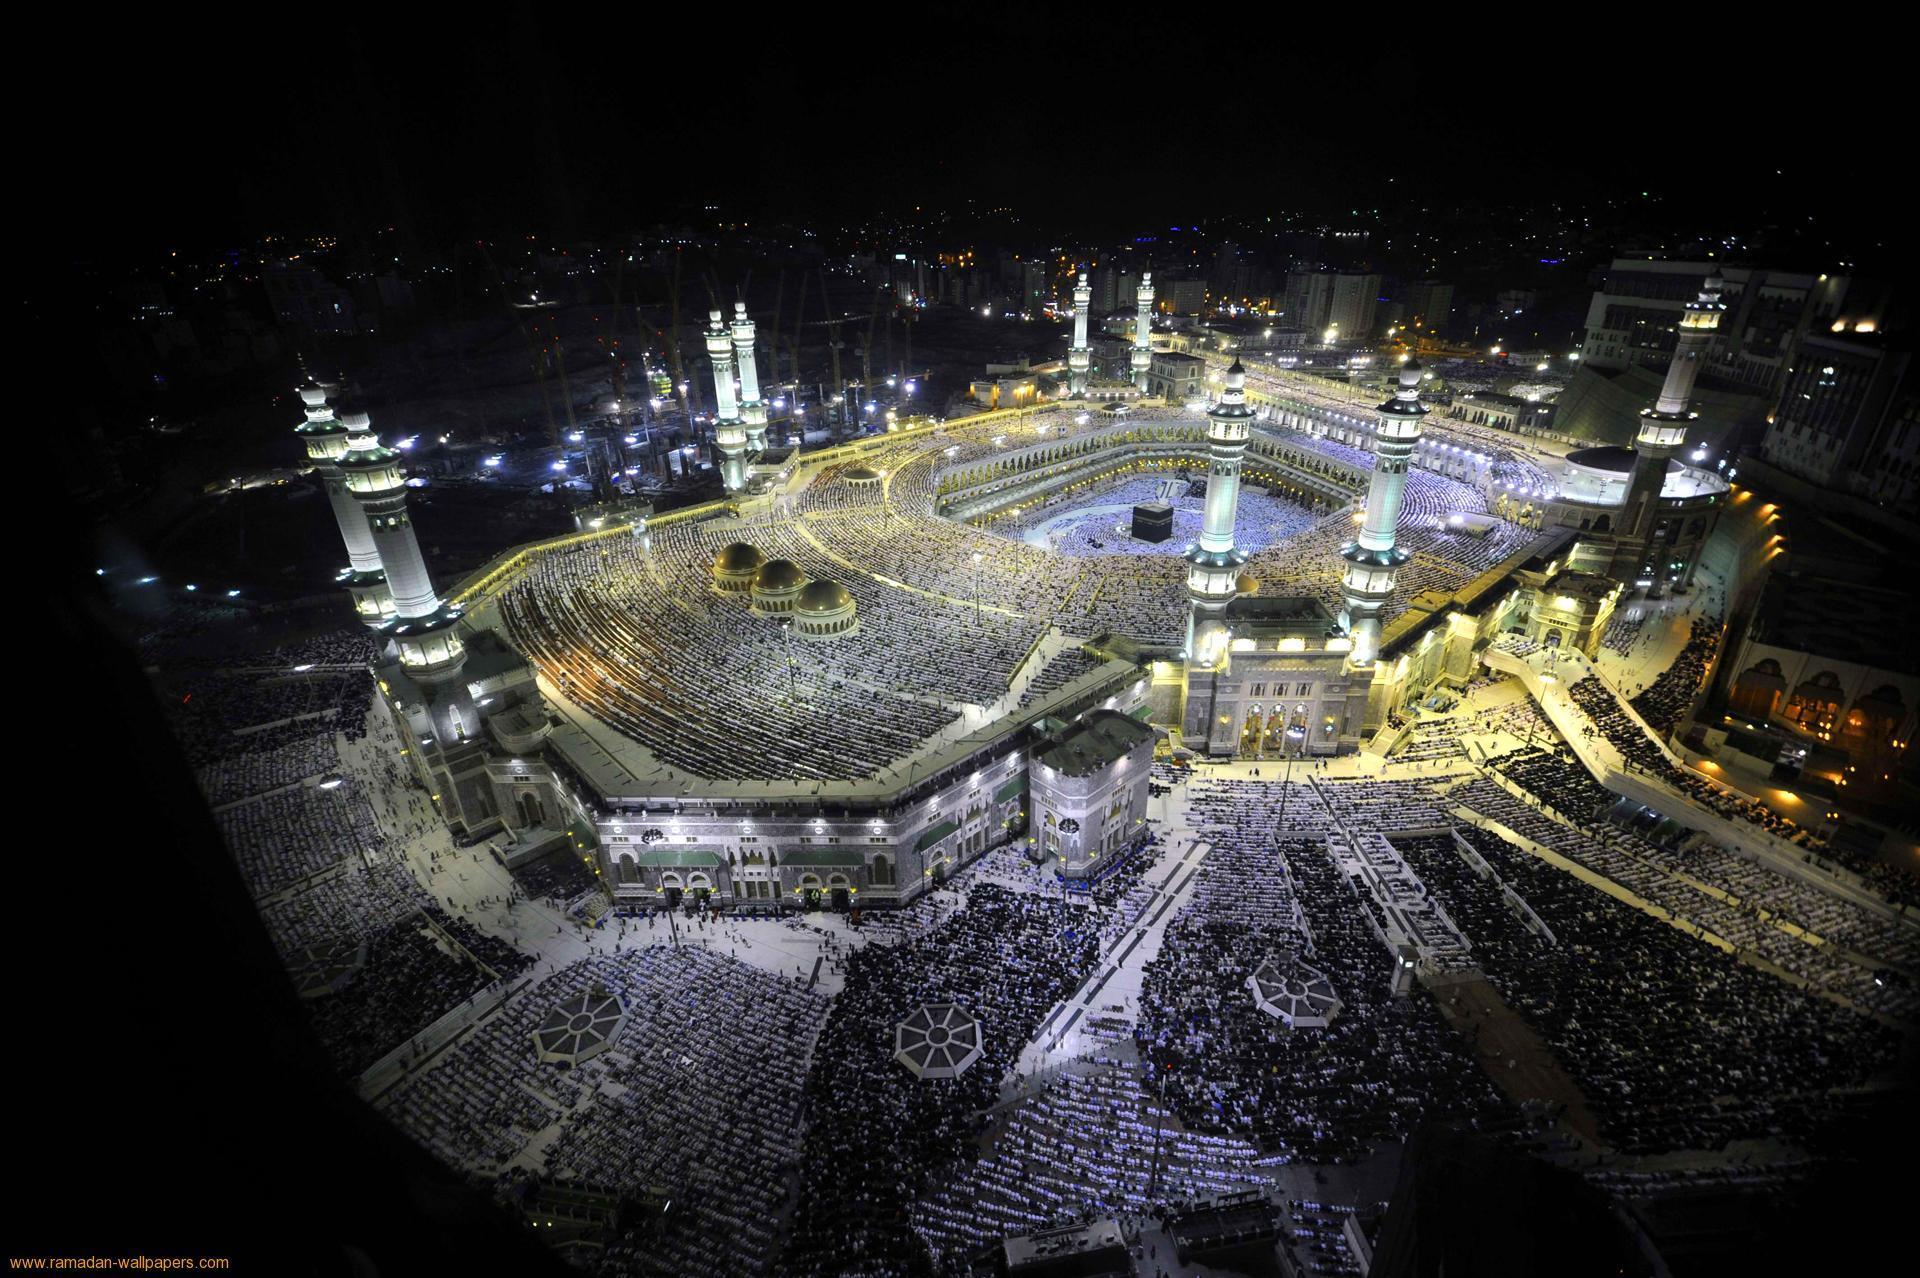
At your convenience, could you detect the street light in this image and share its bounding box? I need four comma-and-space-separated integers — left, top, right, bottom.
779, 618, 798, 703
971, 551, 983, 624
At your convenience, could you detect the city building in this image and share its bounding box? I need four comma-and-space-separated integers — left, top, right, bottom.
1758, 332, 1914, 508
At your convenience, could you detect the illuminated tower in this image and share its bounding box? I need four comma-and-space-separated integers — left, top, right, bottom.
1616, 275, 1724, 594
730, 300, 767, 454
1185, 358, 1255, 664
1340, 359, 1427, 668
293, 382, 391, 626
1131, 272, 1155, 392
707, 308, 747, 493
1067, 271, 1093, 396
336, 405, 466, 682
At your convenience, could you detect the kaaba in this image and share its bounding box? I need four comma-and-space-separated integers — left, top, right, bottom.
1131, 501, 1174, 543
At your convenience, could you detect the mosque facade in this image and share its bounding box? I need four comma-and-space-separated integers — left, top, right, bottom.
296, 271, 1729, 906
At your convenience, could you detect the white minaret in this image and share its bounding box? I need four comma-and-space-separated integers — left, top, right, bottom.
707, 308, 747, 493
1617, 275, 1724, 594
730, 300, 767, 453
1068, 271, 1093, 396
1131, 272, 1155, 392
1340, 359, 1428, 668
293, 382, 391, 626
336, 404, 466, 682
1185, 358, 1255, 664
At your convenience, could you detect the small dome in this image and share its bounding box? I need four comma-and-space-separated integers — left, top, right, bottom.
714, 543, 765, 573
754, 558, 808, 592
844, 464, 882, 483
1235, 573, 1260, 595
796, 580, 854, 614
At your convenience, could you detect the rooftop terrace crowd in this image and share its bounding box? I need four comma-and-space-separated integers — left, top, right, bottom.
1393, 826, 1900, 1154
1561, 672, 1849, 868
1454, 757, 1917, 1020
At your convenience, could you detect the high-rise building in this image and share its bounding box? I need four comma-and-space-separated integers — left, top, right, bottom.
1161, 279, 1207, 315
1330, 274, 1382, 341
1577, 258, 1870, 397
1400, 280, 1454, 337
1283, 272, 1336, 333
1759, 333, 1914, 508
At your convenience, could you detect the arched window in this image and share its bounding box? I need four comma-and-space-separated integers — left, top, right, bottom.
870, 855, 894, 886
617, 853, 637, 884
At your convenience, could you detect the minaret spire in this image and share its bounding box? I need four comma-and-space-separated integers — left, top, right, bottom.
1615, 273, 1724, 593
336, 403, 466, 682
1068, 270, 1093, 396
1185, 357, 1255, 664
1340, 358, 1427, 668
730, 300, 767, 455
707, 308, 748, 493
293, 380, 392, 626
1131, 272, 1155, 393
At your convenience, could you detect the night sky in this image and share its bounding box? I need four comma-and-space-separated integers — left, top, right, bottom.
47, 9, 1905, 265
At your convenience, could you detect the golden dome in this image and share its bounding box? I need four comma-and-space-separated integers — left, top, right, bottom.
1235, 573, 1260, 595
753, 558, 808, 592
714, 543, 764, 573
796, 580, 854, 614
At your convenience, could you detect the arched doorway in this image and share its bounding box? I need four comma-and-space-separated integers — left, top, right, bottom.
689, 872, 713, 906
661, 873, 684, 909
799, 873, 823, 910
829, 873, 851, 912
1729, 659, 1785, 720
1240, 703, 1265, 757
517, 792, 547, 828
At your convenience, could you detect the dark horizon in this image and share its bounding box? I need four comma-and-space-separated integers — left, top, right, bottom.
49, 8, 1907, 271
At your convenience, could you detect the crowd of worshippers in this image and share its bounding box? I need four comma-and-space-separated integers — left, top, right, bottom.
381, 945, 826, 1278
1601, 611, 1654, 657
305, 908, 532, 1077
1134, 778, 1507, 1165
996, 472, 1323, 559
1563, 672, 1847, 864
916, 1051, 1274, 1261
782, 882, 1100, 1277
148, 629, 543, 1081
1456, 756, 1918, 1020
1628, 617, 1718, 735
1389, 827, 1901, 1154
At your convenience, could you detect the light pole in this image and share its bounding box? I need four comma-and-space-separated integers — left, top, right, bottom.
1279, 747, 1295, 828
779, 618, 798, 704
971, 551, 983, 625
